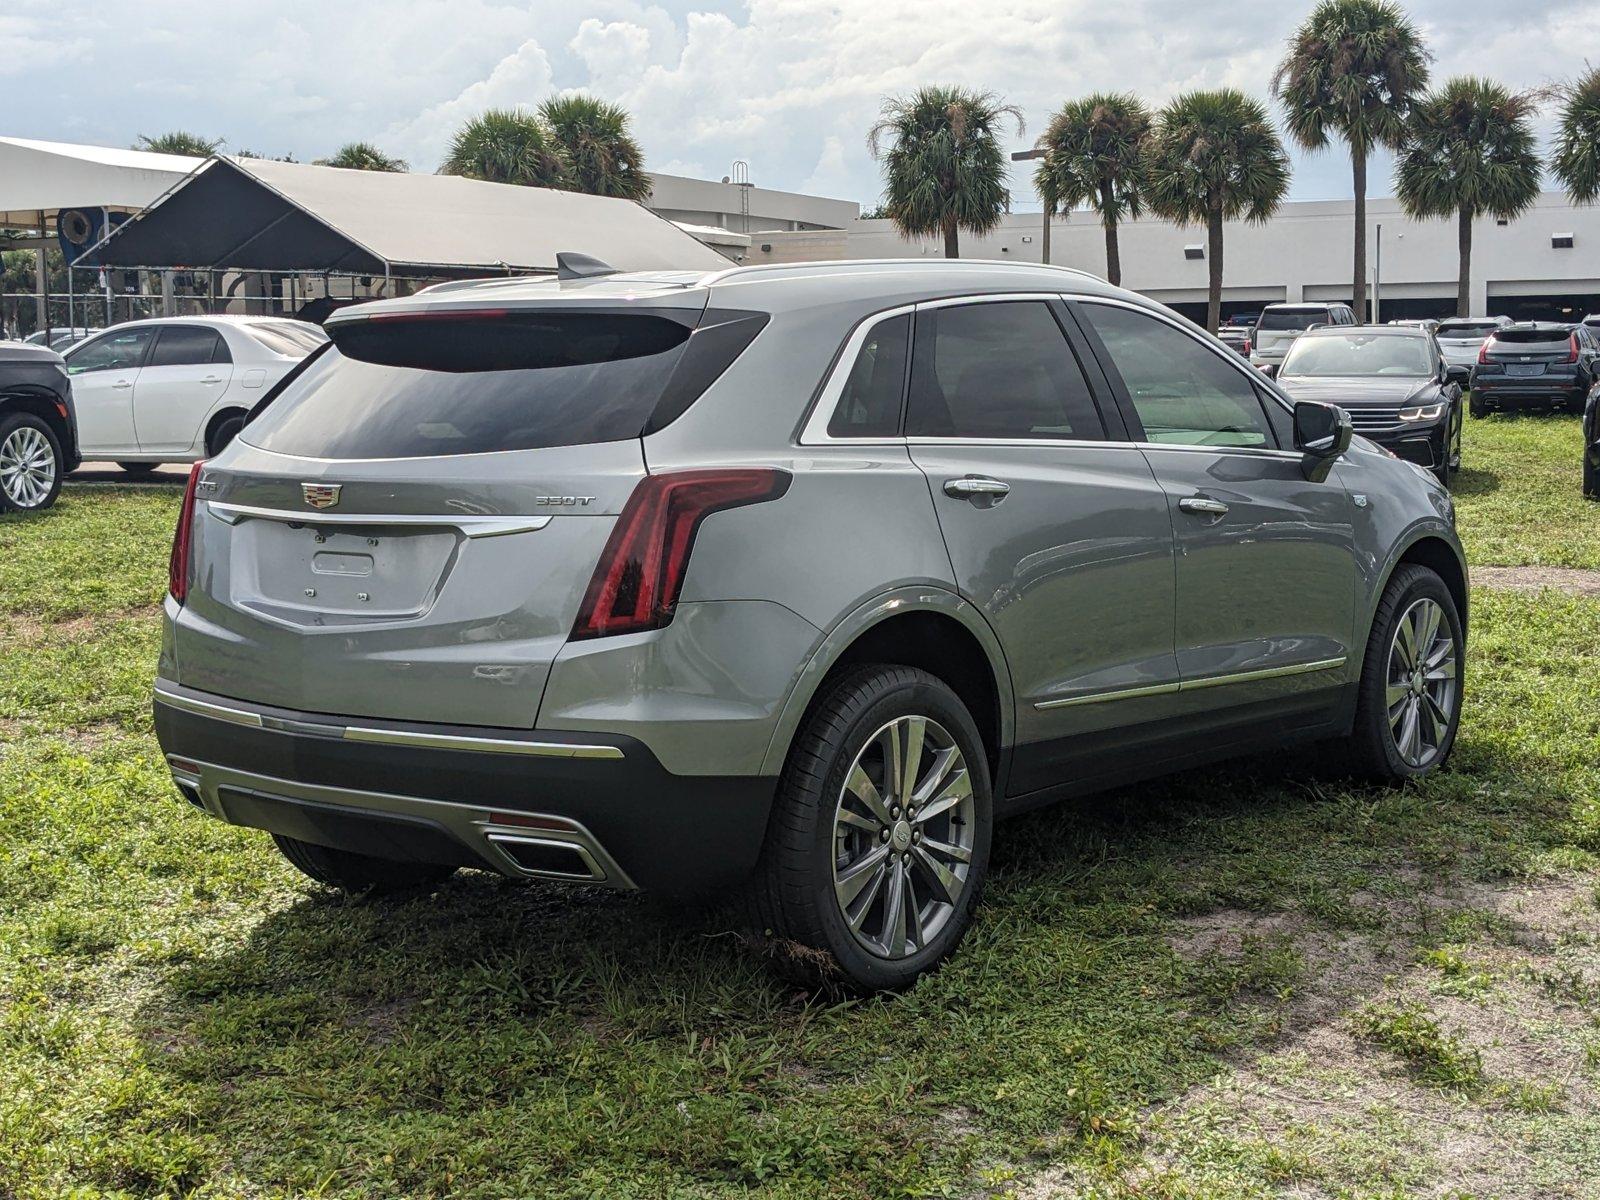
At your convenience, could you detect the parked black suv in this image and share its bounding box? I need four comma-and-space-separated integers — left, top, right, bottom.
0, 341, 79, 512
1469, 323, 1600, 417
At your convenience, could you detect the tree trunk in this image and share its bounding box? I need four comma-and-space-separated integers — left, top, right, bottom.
1456, 207, 1472, 318
1099, 181, 1121, 286
943, 218, 959, 259
1041, 207, 1051, 266
1352, 147, 1367, 320
1207, 201, 1224, 334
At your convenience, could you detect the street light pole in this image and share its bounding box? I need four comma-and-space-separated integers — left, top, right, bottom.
1373, 222, 1382, 325
1011, 148, 1049, 265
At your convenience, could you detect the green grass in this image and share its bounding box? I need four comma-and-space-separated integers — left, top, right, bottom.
1454, 412, 1598, 568
2, 424, 1599, 1197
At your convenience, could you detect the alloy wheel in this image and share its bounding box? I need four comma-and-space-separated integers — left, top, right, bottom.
1386, 597, 1458, 769
0, 425, 56, 509
831, 715, 976, 960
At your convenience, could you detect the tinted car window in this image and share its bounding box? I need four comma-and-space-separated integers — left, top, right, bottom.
1280, 333, 1434, 377
1437, 320, 1501, 338
905, 301, 1104, 440
64, 328, 155, 375
243, 312, 696, 459
828, 313, 909, 437
1492, 327, 1572, 345
1258, 309, 1327, 332
148, 326, 226, 367
1081, 303, 1275, 449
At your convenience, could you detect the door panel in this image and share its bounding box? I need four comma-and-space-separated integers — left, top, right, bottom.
133, 326, 234, 453
63, 327, 156, 455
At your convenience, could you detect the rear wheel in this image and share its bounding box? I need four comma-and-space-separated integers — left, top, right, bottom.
1339, 565, 1463, 783
0, 412, 63, 513
747, 665, 993, 992
207, 412, 246, 456
1468, 392, 1488, 419
272, 834, 455, 895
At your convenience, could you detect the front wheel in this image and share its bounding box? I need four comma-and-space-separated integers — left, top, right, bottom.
0, 411, 64, 513
747, 665, 993, 992
1340, 565, 1464, 783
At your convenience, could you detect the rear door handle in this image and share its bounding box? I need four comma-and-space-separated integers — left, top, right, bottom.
112, 379, 133, 390
943, 476, 1010, 500
1178, 496, 1229, 517
201, 375, 222, 384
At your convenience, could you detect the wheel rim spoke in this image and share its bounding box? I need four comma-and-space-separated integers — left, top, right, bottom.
0, 429, 54, 507
832, 713, 976, 961
1384, 597, 1458, 769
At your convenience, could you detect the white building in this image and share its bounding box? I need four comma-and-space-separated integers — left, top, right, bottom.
753, 193, 1600, 324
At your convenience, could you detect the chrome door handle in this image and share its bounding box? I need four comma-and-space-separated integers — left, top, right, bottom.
943, 476, 1010, 499
112, 379, 133, 389
1178, 496, 1229, 517
201, 376, 222, 384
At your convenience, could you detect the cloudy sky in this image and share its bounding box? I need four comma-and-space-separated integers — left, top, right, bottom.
6, 0, 1598, 210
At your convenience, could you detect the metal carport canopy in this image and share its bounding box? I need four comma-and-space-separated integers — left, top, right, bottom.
82, 155, 732, 277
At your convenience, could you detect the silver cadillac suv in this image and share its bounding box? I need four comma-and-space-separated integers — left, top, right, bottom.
154, 259, 1467, 991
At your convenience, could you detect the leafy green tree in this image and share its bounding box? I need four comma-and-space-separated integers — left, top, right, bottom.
538, 96, 649, 200
134, 131, 223, 156
1273, 0, 1430, 318
439, 108, 571, 188
1145, 89, 1291, 333
315, 142, 407, 172
1397, 77, 1541, 318
235, 149, 298, 163
1033, 93, 1151, 286
1551, 65, 1600, 205
869, 85, 1023, 258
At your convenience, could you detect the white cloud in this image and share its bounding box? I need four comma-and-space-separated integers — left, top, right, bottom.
5, 0, 1599, 202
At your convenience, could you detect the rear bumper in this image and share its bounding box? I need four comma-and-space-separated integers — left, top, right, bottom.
1469, 377, 1585, 406
153, 681, 776, 893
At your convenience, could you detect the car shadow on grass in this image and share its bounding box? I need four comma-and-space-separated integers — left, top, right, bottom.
119, 736, 1582, 1196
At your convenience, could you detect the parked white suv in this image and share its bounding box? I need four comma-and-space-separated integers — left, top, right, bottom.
1436, 316, 1513, 382
63, 317, 326, 470
1251, 303, 1357, 375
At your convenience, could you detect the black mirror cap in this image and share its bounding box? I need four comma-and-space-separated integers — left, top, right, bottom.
1294, 400, 1353, 462
1446, 364, 1470, 384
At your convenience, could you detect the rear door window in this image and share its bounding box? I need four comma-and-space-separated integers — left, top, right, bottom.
905, 301, 1106, 440
242, 311, 705, 459
147, 326, 226, 367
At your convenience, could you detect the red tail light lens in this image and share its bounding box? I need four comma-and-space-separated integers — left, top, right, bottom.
1568, 333, 1581, 363
571, 468, 791, 640
168, 462, 204, 603
1478, 338, 1492, 364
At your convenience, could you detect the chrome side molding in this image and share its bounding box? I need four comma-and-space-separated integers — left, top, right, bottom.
1035, 656, 1347, 711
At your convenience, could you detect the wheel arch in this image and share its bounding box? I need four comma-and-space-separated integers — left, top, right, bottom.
758, 587, 1014, 781
203, 404, 249, 455
1387, 533, 1469, 635
0, 389, 77, 468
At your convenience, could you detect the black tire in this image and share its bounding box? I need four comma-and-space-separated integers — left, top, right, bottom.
1339, 564, 1464, 784
746, 664, 993, 992
0, 410, 64, 513
1468, 392, 1488, 419
207, 412, 246, 456
272, 834, 455, 895
1583, 455, 1598, 501
1432, 454, 1451, 489
116, 461, 161, 476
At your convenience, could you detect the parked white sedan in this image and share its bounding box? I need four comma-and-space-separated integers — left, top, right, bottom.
63, 317, 327, 470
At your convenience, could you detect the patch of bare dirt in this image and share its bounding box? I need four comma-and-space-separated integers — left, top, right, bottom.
1472, 565, 1600, 598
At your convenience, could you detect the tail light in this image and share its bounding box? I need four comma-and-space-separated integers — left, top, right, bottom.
571, 468, 791, 640
1568, 333, 1581, 363
1477, 339, 1493, 364
1242, 338, 1251, 355
168, 462, 204, 603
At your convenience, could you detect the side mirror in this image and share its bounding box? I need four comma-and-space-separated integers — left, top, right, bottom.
1294, 401, 1353, 480
1446, 364, 1470, 385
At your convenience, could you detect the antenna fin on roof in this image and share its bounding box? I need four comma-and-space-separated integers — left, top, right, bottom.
556, 252, 620, 281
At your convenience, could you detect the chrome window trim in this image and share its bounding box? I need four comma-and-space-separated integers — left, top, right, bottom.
1034, 656, 1347, 710
797, 303, 916, 445
207, 501, 552, 539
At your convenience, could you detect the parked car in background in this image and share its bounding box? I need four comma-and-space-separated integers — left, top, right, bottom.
1216, 326, 1251, 358
1436, 316, 1512, 384
1388, 318, 1440, 336
1468, 322, 1600, 418
1251, 302, 1357, 375
1229, 312, 1262, 329
153, 259, 1468, 992
1580, 313, 1600, 340
1277, 326, 1462, 486
63, 316, 327, 471
23, 326, 99, 351
0, 341, 78, 512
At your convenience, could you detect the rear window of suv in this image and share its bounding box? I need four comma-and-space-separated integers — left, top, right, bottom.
1258, 309, 1329, 332
242, 310, 728, 459
1438, 321, 1502, 338
1491, 327, 1571, 344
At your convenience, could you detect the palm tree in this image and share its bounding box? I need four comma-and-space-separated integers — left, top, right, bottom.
1551, 65, 1600, 205
135, 131, 223, 157
1396, 77, 1541, 318
1273, 0, 1430, 319
1145, 89, 1291, 333
868, 86, 1022, 258
439, 108, 570, 188
317, 142, 407, 172
1033, 93, 1151, 286
538, 95, 650, 201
